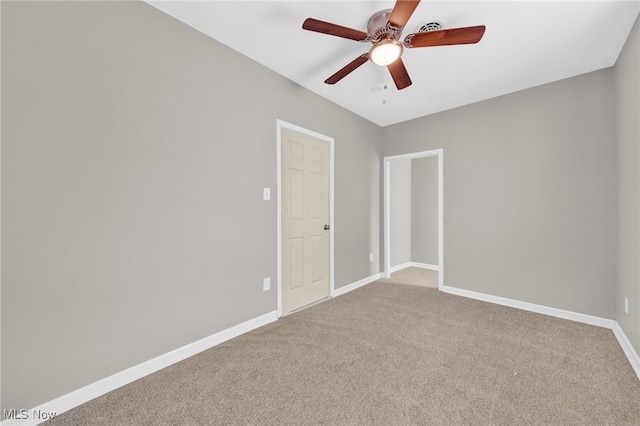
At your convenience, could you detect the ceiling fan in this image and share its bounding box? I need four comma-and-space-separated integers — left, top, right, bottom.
302, 0, 486, 90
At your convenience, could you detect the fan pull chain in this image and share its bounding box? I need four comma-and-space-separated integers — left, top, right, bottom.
382, 67, 389, 105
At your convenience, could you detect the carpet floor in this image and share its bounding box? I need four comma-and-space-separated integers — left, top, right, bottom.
378, 267, 439, 288
46, 282, 640, 425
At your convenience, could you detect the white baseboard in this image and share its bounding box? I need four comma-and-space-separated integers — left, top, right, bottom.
1, 310, 278, 426
440, 285, 639, 381
332, 273, 382, 297
389, 262, 439, 274
613, 321, 640, 380
409, 262, 439, 271
7, 278, 634, 425
440, 285, 614, 329
389, 262, 412, 274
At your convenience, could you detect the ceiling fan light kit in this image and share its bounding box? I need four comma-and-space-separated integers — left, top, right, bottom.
370, 40, 403, 66
302, 0, 486, 90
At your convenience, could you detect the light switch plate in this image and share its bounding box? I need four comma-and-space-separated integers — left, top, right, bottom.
263, 277, 271, 291
263, 188, 271, 201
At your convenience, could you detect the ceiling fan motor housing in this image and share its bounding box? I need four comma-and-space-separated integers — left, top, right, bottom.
367, 9, 401, 42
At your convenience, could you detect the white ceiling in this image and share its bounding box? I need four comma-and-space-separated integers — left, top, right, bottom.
148, 1, 639, 127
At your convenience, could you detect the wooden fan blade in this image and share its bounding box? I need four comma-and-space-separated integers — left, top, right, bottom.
387, 57, 412, 90
303, 18, 369, 41
325, 54, 369, 84
388, 0, 421, 29
405, 25, 486, 48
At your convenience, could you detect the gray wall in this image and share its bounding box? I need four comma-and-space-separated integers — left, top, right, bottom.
390, 160, 412, 267
382, 69, 617, 319
1, 1, 382, 413
411, 156, 438, 265
614, 14, 640, 354
390, 156, 439, 268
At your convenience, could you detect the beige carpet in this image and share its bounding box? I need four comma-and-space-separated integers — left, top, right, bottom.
378, 266, 439, 288
45, 282, 640, 425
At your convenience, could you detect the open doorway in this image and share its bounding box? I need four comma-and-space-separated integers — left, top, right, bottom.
383, 149, 443, 290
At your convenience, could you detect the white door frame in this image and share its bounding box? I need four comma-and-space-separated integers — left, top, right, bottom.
276, 119, 335, 317
383, 149, 444, 290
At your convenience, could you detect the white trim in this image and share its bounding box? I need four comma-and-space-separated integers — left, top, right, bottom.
276, 123, 283, 317
329, 135, 335, 300
441, 284, 614, 329
613, 321, 640, 380
331, 273, 382, 297
389, 262, 440, 274
383, 159, 391, 278
276, 120, 334, 318
5, 289, 636, 426
383, 149, 444, 292
437, 151, 444, 290
1, 311, 278, 426
389, 261, 412, 274
410, 262, 439, 271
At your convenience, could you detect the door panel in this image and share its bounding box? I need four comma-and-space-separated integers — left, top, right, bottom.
281, 128, 330, 314
289, 238, 304, 290
310, 235, 325, 285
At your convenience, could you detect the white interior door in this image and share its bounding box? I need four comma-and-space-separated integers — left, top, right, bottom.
281, 128, 330, 314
